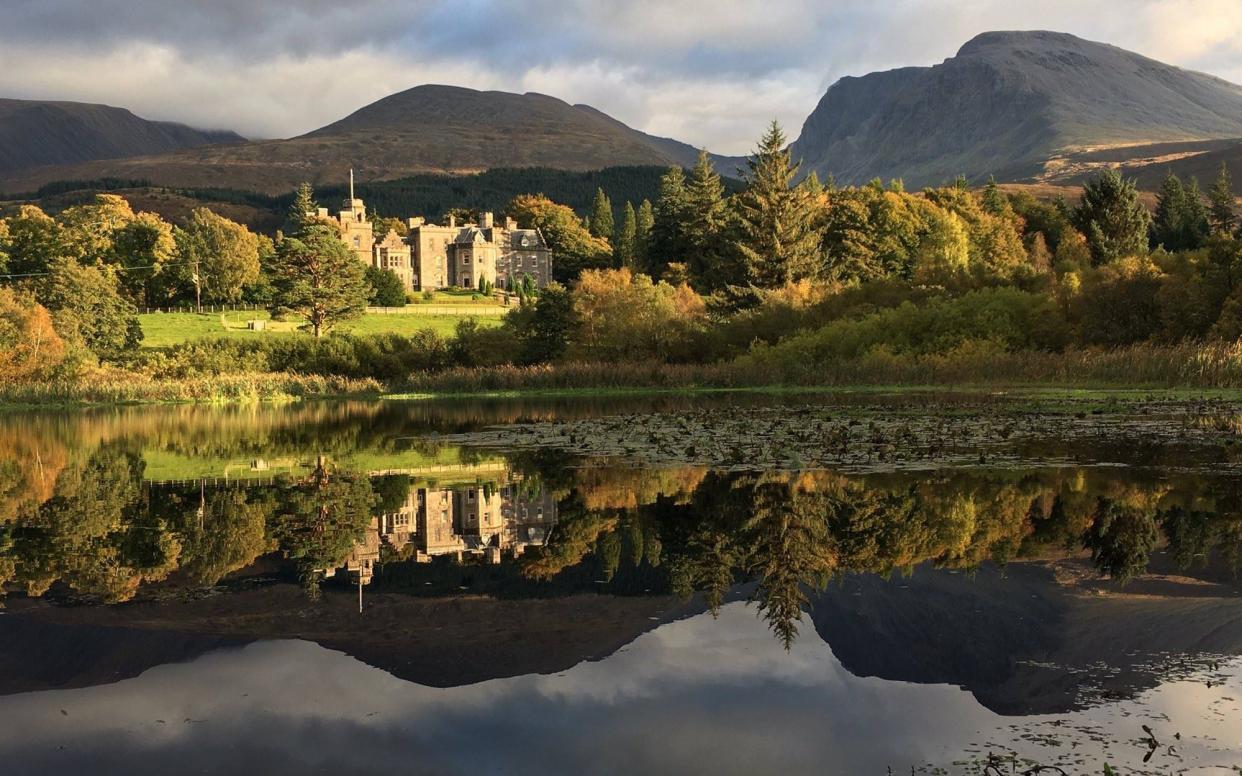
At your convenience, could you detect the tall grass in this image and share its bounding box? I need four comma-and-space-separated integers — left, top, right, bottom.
0, 371, 382, 406
400, 342, 1242, 394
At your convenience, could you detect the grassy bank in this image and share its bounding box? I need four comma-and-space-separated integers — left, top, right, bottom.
0, 371, 383, 407
393, 342, 1242, 395
10, 342, 1242, 408
139, 309, 502, 348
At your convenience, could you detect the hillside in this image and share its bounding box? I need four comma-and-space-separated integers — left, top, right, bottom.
0, 86, 706, 194
0, 98, 243, 174
789, 31, 1242, 188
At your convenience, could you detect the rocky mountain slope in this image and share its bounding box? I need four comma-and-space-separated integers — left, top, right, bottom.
789, 31, 1242, 188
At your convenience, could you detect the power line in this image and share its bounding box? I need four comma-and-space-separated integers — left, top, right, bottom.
0, 259, 202, 280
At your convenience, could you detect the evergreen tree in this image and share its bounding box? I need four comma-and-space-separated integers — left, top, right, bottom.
648, 167, 691, 276
364, 265, 408, 307
1073, 169, 1151, 264
589, 188, 614, 241
286, 182, 321, 237
268, 225, 370, 337
636, 199, 655, 268
802, 171, 824, 197
981, 176, 1007, 215
1208, 162, 1237, 236
730, 121, 823, 288
683, 149, 731, 288
1183, 177, 1211, 248
1152, 172, 1188, 250
615, 201, 638, 268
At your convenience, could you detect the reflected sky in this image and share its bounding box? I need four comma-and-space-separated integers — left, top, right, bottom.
2, 603, 1240, 775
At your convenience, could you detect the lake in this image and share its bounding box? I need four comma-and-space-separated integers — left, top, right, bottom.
2, 394, 1241, 774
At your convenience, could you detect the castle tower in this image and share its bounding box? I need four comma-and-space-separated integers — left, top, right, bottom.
336, 168, 373, 264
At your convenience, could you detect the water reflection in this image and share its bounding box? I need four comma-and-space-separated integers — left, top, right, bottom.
3, 400, 1242, 771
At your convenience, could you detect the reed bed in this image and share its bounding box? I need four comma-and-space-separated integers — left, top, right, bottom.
0, 371, 382, 406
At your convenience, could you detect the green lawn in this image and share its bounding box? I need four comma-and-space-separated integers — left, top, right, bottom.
139, 309, 503, 349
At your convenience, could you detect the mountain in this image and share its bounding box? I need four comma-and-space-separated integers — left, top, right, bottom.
0, 86, 706, 194
0, 98, 244, 174
790, 31, 1242, 188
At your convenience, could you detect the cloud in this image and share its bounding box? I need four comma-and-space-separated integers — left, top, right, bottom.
1, 0, 1242, 153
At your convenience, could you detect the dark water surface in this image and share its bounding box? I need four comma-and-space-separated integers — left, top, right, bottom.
2, 395, 1242, 774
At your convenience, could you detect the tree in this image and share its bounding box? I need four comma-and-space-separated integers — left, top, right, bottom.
570, 268, 707, 362
2, 205, 66, 277
1152, 171, 1188, 250
981, 176, 1007, 216
647, 167, 691, 277
1073, 170, 1151, 264
112, 212, 175, 304
636, 199, 655, 268
268, 226, 370, 337
34, 258, 141, 359
512, 282, 577, 363
912, 208, 970, 284
589, 188, 614, 240
615, 201, 638, 268
364, 265, 407, 307
174, 208, 261, 310
0, 288, 66, 381
505, 194, 611, 282
731, 121, 823, 288
683, 149, 732, 289
1208, 162, 1237, 236
286, 183, 322, 237
58, 194, 136, 265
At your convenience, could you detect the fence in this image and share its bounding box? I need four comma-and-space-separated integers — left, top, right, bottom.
366, 305, 508, 316
141, 303, 508, 316
142, 303, 265, 315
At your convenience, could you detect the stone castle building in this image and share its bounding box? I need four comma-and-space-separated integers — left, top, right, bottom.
321, 172, 553, 294
329, 481, 558, 584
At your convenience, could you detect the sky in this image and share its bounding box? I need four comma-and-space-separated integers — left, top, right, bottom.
3, 0, 1242, 155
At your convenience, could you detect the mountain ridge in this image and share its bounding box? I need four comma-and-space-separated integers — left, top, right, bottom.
0, 98, 244, 174
789, 30, 1242, 188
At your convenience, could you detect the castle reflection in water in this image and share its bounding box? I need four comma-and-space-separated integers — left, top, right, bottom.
325, 481, 559, 585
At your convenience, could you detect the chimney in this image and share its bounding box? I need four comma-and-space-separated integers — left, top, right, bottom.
505, 216, 517, 230
481, 211, 494, 229
408, 217, 425, 229
449, 215, 457, 228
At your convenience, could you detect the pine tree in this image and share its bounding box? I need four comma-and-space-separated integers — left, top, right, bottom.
648, 167, 690, 276
1152, 171, 1188, 250
268, 224, 370, 337
1208, 162, 1237, 236
801, 171, 824, 197
286, 182, 320, 237
1183, 177, 1211, 248
683, 149, 730, 288
981, 176, 1007, 215
1073, 169, 1151, 264
615, 201, 638, 268
636, 199, 654, 269
731, 120, 823, 287
589, 188, 614, 241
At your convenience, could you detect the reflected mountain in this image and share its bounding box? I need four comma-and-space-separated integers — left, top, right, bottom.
2, 401, 1241, 719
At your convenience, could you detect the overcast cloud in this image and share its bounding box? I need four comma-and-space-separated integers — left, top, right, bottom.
2, 0, 1242, 154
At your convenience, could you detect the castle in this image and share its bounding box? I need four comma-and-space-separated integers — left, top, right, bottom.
319, 173, 554, 294
325, 480, 558, 585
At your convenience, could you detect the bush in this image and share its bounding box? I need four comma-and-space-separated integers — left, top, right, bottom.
140, 331, 453, 381
364, 266, 408, 307
740, 287, 1069, 379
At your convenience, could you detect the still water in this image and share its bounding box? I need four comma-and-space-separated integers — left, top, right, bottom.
2, 396, 1241, 774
